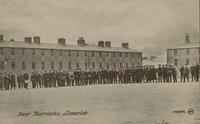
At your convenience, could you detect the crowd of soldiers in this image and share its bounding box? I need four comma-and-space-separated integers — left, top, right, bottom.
0, 64, 199, 91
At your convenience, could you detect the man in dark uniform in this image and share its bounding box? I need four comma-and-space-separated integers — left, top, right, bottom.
190, 65, 195, 82
194, 64, 199, 82
183, 65, 189, 82
158, 64, 162, 82
180, 66, 184, 82
10, 73, 16, 90
172, 66, 177, 83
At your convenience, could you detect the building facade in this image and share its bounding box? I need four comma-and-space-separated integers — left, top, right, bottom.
0, 34, 142, 74
167, 33, 200, 75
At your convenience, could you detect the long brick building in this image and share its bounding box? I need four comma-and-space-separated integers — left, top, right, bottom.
0, 34, 142, 74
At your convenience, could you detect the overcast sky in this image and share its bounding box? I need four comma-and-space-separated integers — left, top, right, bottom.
0, 0, 199, 57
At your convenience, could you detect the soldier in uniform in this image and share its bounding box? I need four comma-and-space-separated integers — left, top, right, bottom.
194, 64, 199, 82
180, 66, 184, 82
190, 65, 195, 82
183, 65, 189, 82
10, 73, 16, 90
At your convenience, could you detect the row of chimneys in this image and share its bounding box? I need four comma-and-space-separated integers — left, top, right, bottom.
0, 34, 129, 49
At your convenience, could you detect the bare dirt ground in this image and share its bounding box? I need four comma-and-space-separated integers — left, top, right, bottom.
0, 82, 199, 124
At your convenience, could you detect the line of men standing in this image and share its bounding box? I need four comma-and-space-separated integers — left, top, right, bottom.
0, 64, 199, 90
180, 64, 200, 82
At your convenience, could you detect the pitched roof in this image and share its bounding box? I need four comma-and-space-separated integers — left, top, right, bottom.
167, 41, 200, 50
0, 40, 141, 53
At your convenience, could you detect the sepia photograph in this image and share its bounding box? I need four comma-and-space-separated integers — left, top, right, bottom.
0, 0, 199, 124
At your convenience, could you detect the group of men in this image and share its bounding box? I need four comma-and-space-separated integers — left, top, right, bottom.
180, 64, 200, 82
0, 64, 199, 90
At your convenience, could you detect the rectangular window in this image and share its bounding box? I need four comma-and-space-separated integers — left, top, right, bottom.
60, 50, 62, 56
92, 51, 95, 57
174, 59, 178, 66
32, 62, 35, 70
68, 62, 71, 69
186, 59, 190, 65
84, 51, 87, 56
113, 52, 115, 57
126, 53, 128, 58
120, 63, 122, 68
126, 63, 128, 67
120, 52, 122, 58
0, 48, 3, 55
85, 62, 87, 70
186, 49, 190, 55
99, 52, 102, 57
41, 49, 44, 55
32, 49, 35, 55
1, 61, 4, 70
113, 63, 116, 69
99, 63, 102, 68
107, 63, 109, 70
51, 62, 54, 69
76, 63, 79, 69
11, 48, 14, 55
68, 50, 71, 56
106, 52, 109, 57
76, 51, 79, 56
22, 62, 26, 70
22, 49, 25, 55
41, 62, 45, 70
11, 61, 15, 70
174, 50, 177, 56
138, 54, 140, 58
60, 62, 63, 70
92, 62, 95, 68
132, 53, 134, 57
51, 50, 54, 56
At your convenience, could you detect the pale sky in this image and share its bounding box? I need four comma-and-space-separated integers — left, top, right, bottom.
0, 0, 199, 57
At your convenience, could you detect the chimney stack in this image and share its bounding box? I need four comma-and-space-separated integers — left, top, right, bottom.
122, 43, 129, 49
105, 41, 111, 48
25, 37, 32, 43
98, 41, 104, 47
77, 37, 86, 46
185, 33, 190, 43
33, 36, 40, 44
0, 34, 3, 41
58, 38, 66, 46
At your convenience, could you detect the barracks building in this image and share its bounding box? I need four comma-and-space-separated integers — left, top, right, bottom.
167, 33, 200, 75
0, 34, 142, 74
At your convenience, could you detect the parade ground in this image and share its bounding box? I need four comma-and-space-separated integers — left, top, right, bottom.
0, 82, 199, 124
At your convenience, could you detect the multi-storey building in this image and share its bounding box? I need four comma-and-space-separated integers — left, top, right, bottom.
167, 33, 200, 75
0, 34, 142, 74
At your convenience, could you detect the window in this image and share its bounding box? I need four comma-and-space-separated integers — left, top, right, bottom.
32, 49, 35, 55
120, 53, 122, 58
41, 62, 45, 70
132, 53, 134, 57
137, 54, 140, 58
68, 50, 71, 56
113, 52, 115, 57
76, 63, 79, 69
85, 62, 87, 70
51, 50, 54, 56
132, 63, 134, 67
32, 62, 35, 70
106, 52, 109, 57
186, 49, 190, 55
60, 62, 63, 70
174, 59, 178, 66
113, 63, 116, 69
11, 61, 15, 70
68, 62, 71, 69
0, 48, 3, 55
76, 51, 79, 56
107, 63, 109, 70
22, 62, 26, 70
51, 62, 54, 69
99, 63, 102, 68
92, 51, 95, 57
186, 59, 190, 65
92, 62, 95, 68
120, 63, 122, 68
11, 48, 14, 55
174, 50, 177, 56
126, 63, 128, 67
22, 49, 25, 55
84, 51, 87, 56
60, 50, 62, 56
99, 52, 102, 57
1, 61, 4, 70
126, 53, 128, 58
41, 49, 44, 55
